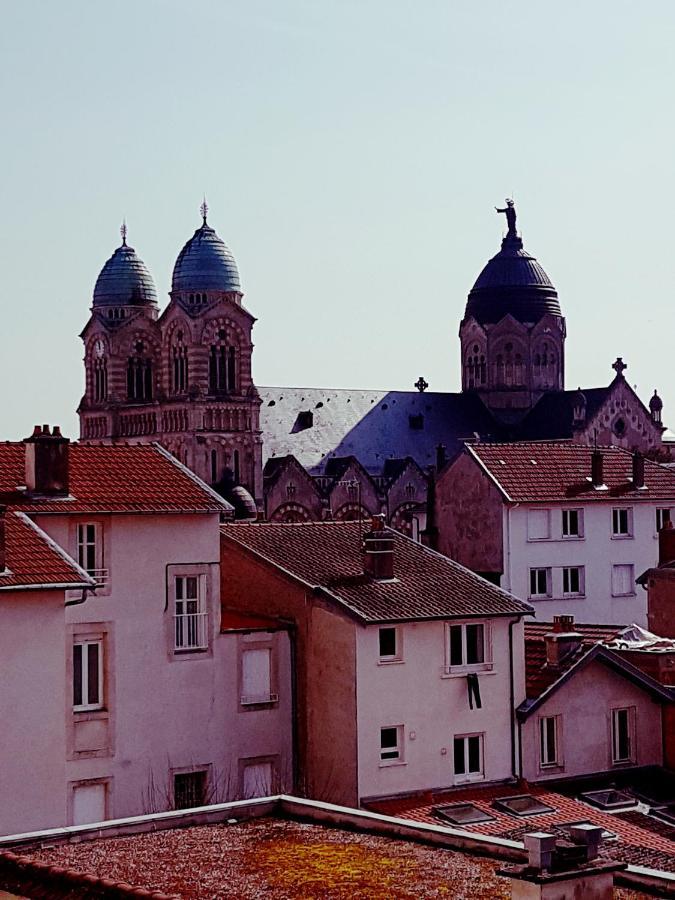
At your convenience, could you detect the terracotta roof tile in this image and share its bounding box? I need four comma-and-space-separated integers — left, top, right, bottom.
0, 443, 229, 515
468, 442, 675, 503
221, 521, 531, 622
0, 512, 93, 591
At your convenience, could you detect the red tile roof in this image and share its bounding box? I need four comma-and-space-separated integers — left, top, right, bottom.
468, 442, 675, 503
0, 443, 230, 515
0, 512, 94, 592
368, 781, 675, 871
221, 521, 531, 622
524, 622, 624, 699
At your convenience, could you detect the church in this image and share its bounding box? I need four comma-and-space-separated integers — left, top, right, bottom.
77, 200, 668, 532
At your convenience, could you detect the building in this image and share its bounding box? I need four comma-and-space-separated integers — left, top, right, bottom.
0, 426, 292, 836
435, 441, 675, 624
220, 517, 531, 807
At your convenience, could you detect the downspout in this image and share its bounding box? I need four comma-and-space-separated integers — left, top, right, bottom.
508, 615, 519, 780
288, 622, 301, 796
65, 588, 92, 607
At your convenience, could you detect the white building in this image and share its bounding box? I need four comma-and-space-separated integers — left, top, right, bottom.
436, 442, 675, 625
0, 427, 292, 837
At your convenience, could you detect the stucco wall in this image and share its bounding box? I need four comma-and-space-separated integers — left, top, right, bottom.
0, 589, 67, 835
435, 452, 504, 575
220, 536, 359, 806
520, 659, 663, 782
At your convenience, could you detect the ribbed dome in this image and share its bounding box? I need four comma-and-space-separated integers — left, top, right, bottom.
93, 243, 157, 307
172, 221, 241, 294
464, 233, 561, 325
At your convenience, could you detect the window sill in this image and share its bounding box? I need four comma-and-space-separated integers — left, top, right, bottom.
454, 773, 485, 785
561, 535, 584, 541
610, 535, 634, 541
611, 759, 635, 768
562, 594, 586, 600
378, 658, 404, 666
528, 596, 554, 602
173, 647, 209, 655
442, 665, 494, 678
612, 593, 637, 599
539, 762, 564, 773
378, 759, 407, 768
73, 708, 108, 720
526, 537, 552, 543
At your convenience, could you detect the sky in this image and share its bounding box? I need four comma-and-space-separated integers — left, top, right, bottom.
1, 0, 673, 440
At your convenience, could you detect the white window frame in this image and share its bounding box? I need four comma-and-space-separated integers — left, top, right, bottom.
73, 638, 104, 712
562, 566, 585, 597
173, 574, 208, 651
657, 508, 672, 532
76, 522, 107, 585
611, 707, 635, 765
529, 567, 552, 599
445, 621, 492, 674
453, 732, 484, 783
611, 507, 633, 539
240, 645, 277, 706
378, 625, 402, 664
561, 508, 583, 539
380, 725, 404, 765
611, 564, 635, 597
539, 715, 561, 768
527, 508, 551, 541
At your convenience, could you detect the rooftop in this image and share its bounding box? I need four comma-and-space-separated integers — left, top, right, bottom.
467, 442, 675, 503
221, 520, 531, 623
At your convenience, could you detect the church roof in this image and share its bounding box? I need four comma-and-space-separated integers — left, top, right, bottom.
516, 387, 613, 440
93, 242, 158, 308
172, 219, 241, 294
259, 387, 502, 474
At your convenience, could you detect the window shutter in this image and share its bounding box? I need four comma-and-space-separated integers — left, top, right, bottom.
527, 509, 550, 540
242, 648, 271, 703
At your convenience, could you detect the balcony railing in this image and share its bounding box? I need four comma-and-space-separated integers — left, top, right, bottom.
174, 612, 208, 651
87, 568, 109, 587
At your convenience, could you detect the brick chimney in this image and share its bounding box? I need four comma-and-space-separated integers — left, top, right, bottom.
363, 514, 395, 580
659, 520, 675, 566
591, 449, 604, 488
0, 506, 6, 574
545, 615, 583, 668
24, 425, 70, 497
436, 443, 447, 471
632, 452, 645, 489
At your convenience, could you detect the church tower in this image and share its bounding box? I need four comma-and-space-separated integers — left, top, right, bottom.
78, 204, 263, 506
460, 202, 566, 423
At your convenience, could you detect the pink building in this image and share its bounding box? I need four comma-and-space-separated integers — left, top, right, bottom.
0, 427, 292, 837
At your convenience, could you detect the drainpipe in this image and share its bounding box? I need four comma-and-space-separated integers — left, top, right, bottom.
288, 622, 301, 796
508, 615, 520, 780
65, 588, 91, 607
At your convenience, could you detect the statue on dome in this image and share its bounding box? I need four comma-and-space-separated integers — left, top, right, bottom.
496, 199, 517, 237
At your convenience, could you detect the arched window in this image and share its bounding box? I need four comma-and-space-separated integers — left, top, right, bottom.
93, 357, 108, 402
233, 449, 240, 483
126, 341, 153, 401
208, 330, 238, 394
210, 449, 218, 484
171, 331, 189, 394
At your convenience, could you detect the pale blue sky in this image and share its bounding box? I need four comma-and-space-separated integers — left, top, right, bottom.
1, 1, 673, 439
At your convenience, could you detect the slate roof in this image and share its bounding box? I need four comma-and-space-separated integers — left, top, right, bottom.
93, 242, 158, 308
516, 387, 613, 441
0, 512, 94, 592
172, 221, 241, 293
221, 520, 531, 623
467, 442, 675, 503
0, 443, 231, 515
259, 387, 502, 474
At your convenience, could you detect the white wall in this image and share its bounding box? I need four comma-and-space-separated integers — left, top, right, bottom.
520, 659, 663, 782
502, 502, 664, 625
355, 616, 525, 801
0, 511, 293, 834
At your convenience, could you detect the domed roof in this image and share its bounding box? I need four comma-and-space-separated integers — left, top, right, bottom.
463, 225, 561, 326
172, 208, 241, 294
93, 231, 157, 308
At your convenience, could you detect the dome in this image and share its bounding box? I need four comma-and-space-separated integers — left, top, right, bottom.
172, 215, 241, 294
463, 232, 561, 326
93, 239, 157, 308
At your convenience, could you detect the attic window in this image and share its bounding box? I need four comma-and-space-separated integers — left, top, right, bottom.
292, 410, 314, 433
433, 803, 495, 826
579, 789, 635, 810
613, 418, 626, 437
493, 795, 556, 817
409, 414, 424, 430
315, 401, 324, 409
381, 403, 389, 411
267, 400, 276, 406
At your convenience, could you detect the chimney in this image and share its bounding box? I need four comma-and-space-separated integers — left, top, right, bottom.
545, 616, 583, 667
24, 425, 70, 497
632, 452, 645, 489
0, 506, 6, 574
436, 443, 447, 471
591, 449, 604, 488
362, 514, 395, 580
659, 520, 675, 566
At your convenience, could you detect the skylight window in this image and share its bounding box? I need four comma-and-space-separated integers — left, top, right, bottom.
433, 803, 495, 826
579, 789, 636, 811
493, 795, 556, 817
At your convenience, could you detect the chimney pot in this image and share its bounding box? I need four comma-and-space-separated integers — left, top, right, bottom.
42, 424, 50, 435
632, 452, 645, 489
591, 449, 604, 487
32, 425, 41, 437
546, 618, 583, 667
24, 425, 70, 496
53, 425, 62, 437
363, 520, 395, 580
0, 506, 6, 574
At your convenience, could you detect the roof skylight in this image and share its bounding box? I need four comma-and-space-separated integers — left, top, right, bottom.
493, 795, 556, 817
433, 803, 496, 826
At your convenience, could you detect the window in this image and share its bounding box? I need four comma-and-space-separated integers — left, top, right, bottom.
241, 647, 276, 704
208, 342, 237, 394
562, 509, 582, 538
93, 358, 108, 403
242, 761, 273, 799
612, 708, 634, 764
539, 716, 559, 767
612, 564, 635, 597
171, 342, 189, 394
529, 567, 552, 598
77, 523, 98, 574
380, 725, 403, 764
126, 356, 153, 401
657, 508, 672, 532
174, 771, 207, 810
72, 782, 107, 826
562, 566, 584, 596
612, 507, 632, 537
453, 734, 483, 781
378, 626, 401, 662
174, 575, 207, 650
73, 639, 103, 711
446, 622, 489, 671
527, 509, 551, 540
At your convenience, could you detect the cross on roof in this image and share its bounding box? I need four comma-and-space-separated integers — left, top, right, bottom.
200, 196, 208, 224
415, 376, 429, 393
612, 357, 627, 377
120, 219, 127, 246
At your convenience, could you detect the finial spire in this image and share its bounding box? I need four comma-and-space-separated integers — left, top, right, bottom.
612, 357, 627, 378
200, 196, 208, 225
120, 219, 128, 246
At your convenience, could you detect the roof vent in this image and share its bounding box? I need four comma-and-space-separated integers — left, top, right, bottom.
362, 515, 395, 581
291, 410, 314, 433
